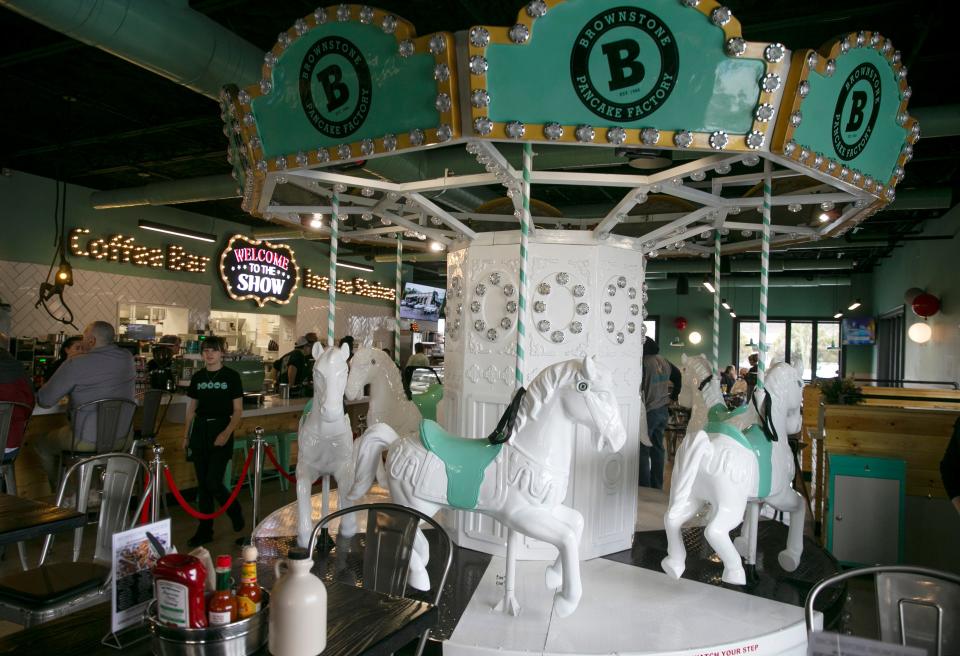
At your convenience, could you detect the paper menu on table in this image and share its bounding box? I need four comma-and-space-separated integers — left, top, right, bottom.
110, 518, 171, 633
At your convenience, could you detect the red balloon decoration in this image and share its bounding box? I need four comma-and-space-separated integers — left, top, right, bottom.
673, 316, 688, 331
911, 293, 940, 318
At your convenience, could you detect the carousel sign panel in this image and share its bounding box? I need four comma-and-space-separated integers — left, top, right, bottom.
219, 4, 460, 212
771, 31, 917, 203
466, 0, 789, 151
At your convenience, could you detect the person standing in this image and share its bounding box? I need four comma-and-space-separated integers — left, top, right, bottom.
35, 321, 135, 489
640, 337, 675, 489
181, 337, 245, 547
745, 353, 759, 400
277, 337, 312, 392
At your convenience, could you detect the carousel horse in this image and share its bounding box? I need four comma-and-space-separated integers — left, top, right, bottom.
678, 354, 759, 436
348, 356, 626, 617
345, 346, 422, 438
295, 342, 357, 548
662, 357, 805, 585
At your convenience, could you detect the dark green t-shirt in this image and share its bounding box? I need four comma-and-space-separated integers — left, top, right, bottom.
278, 348, 308, 386
188, 366, 243, 417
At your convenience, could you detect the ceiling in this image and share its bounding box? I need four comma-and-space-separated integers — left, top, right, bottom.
1, 0, 957, 284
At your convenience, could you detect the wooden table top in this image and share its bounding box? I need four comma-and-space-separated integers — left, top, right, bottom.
0, 580, 437, 656
0, 494, 86, 546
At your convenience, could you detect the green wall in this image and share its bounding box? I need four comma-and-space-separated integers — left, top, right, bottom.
0, 170, 397, 315
646, 274, 875, 376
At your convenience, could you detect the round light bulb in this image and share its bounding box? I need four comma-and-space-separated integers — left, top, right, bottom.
907, 322, 931, 344
429, 241, 445, 252
688, 331, 703, 345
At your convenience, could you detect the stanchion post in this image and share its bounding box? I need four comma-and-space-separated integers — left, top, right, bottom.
251, 426, 265, 536
150, 445, 164, 523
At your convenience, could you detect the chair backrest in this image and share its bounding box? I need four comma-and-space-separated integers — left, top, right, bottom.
138, 389, 166, 441
308, 502, 453, 606
73, 398, 137, 453
42, 452, 149, 565
0, 401, 32, 451
806, 565, 960, 656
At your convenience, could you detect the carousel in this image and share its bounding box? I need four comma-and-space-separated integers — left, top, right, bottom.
221, 1, 916, 654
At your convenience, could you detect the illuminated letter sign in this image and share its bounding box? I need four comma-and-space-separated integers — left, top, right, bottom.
219, 235, 299, 307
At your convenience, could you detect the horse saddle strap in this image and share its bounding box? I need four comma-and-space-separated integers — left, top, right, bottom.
488, 386, 526, 445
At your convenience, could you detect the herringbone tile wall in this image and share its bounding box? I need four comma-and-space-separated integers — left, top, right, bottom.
0, 260, 211, 337
296, 296, 392, 346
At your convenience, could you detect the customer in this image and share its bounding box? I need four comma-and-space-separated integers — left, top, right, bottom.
35, 321, 136, 488
338, 335, 355, 360
181, 336, 245, 547
640, 337, 675, 489
941, 417, 960, 516
277, 336, 311, 391
43, 335, 84, 381
745, 353, 759, 399
720, 365, 737, 393
406, 342, 430, 368
0, 332, 34, 466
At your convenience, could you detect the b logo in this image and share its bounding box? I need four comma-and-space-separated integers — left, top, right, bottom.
570, 7, 679, 122
831, 62, 881, 161
299, 36, 372, 139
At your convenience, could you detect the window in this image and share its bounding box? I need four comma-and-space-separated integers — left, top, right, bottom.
644, 319, 657, 342
734, 318, 841, 381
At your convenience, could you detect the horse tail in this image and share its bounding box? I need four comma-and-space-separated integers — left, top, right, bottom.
347, 422, 400, 501
667, 429, 713, 511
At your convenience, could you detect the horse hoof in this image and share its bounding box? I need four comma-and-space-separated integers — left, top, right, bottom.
722, 567, 746, 586
338, 517, 358, 539
733, 536, 749, 558
493, 595, 521, 616
408, 567, 430, 591
554, 593, 580, 618
545, 564, 562, 591
660, 557, 685, 580
778, 550, 801, 572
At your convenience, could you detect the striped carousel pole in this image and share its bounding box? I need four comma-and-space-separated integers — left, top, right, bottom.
394, 234, 402, 366
328, 191, 339, 348
712, 229, 721, 373
515, 144, 532, 388
758, 159, 772, 388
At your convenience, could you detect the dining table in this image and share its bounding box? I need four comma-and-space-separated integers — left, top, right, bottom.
0, 493, 85, 547
0, 579, 437, 656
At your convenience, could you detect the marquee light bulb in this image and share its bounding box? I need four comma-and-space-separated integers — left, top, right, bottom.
429, 241, 445, 252
310, 215, 323, 229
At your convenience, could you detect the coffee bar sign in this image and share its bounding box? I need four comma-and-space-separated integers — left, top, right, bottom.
219, 235, 299, 306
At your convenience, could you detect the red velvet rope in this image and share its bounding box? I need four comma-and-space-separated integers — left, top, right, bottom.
139, 471, 151, 525
163, 447, 254, 520
263, 444, 298, 484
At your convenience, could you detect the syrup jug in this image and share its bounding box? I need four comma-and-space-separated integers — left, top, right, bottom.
269, 546, 326, 656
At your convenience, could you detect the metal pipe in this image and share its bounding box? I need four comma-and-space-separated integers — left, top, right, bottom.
91, 174, 240, 208
151, 445, 164, 523
912, 104, 960, 139
646, 259, 857, 274
644, 276, 851, 290
0, 0, 262, 99
251, 426, 265, 537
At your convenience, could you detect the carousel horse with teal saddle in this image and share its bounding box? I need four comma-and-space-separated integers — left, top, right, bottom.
662, 354, 805, 585
348, 356, 627, 618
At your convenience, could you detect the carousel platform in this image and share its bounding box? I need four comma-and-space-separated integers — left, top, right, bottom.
253, 487, 841, 656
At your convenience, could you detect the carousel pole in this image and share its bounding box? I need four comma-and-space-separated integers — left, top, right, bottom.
712, 229, 721, 374
328, 190, 339, 348
394, 234, 402, 367
758, 159, 772, 389
515, 143, 532, 389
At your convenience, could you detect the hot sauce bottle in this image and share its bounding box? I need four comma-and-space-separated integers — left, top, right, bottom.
208, 555, 238, 626
236, 545, 262, 619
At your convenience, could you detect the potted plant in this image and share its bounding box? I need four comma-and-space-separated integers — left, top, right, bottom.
817, 377, 865, 405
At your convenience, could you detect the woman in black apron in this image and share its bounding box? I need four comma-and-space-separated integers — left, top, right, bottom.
181, 337, 245, 547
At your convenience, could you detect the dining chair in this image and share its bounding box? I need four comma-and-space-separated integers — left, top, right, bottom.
60, 397, 137, 559
0, 452, 149, 627
307, 502, 453, 656
805, 564, 960, 656
0, 401, 32, 570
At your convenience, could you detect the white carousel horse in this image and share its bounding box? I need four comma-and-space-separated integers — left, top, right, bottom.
295, 342, 357, 548
348, 356, 626, 618
345, 346, 421, 438
662, 357, 805, 585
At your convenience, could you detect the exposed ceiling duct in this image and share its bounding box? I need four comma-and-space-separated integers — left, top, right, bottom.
90, 174, 240, 208
644, 276, 851, 290
646, 259, 858, 274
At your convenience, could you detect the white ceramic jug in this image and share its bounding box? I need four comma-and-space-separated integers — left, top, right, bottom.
269, 546, 327, 656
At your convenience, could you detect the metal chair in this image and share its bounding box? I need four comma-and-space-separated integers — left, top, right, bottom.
60, 397, 136, 559
0, 452, 149, 627
0, 401, 32, 570
129, 389, 166, 456
805, 565, 960, 656
307, 502, 453, 656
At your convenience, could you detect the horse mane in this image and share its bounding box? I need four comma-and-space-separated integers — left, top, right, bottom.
513, 359, 586, 435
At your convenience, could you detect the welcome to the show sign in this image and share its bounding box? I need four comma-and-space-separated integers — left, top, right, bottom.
219, 235, 299, 307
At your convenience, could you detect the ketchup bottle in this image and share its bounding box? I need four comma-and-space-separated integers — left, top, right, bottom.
154, 554, 208, 628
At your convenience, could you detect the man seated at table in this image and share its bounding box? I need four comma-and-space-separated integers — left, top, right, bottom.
0, 332, 34, 470
35, 321, 136, 488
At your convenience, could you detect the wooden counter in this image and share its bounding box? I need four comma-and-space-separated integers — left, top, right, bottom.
16, 394, 369, 501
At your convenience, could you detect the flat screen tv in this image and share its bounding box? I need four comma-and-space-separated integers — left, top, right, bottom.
400, 282, 445, 320
125, 323, 157, 341
842, 317, 876, 346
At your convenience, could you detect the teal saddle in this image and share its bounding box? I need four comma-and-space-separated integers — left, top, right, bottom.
419, 419, 502, 510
